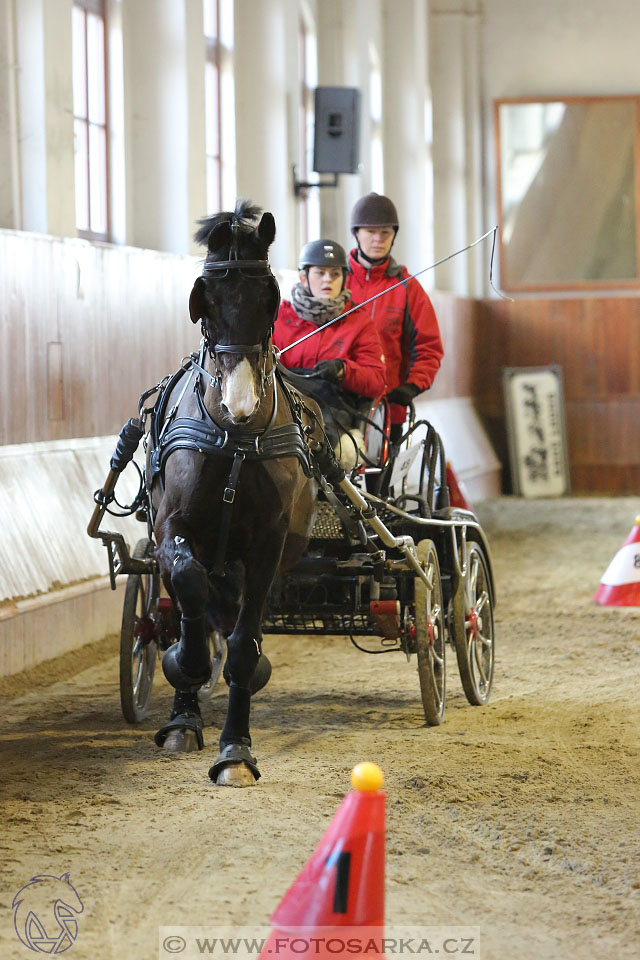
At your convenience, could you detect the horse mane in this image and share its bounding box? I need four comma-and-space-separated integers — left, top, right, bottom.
193, 200, 262, 247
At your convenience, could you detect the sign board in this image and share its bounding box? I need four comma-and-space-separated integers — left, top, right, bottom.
389, 441, 423, 491
503, 365, 571, 497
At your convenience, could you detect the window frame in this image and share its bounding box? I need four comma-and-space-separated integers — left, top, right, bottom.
73, 0, 110, 242
204, 0, 223, 214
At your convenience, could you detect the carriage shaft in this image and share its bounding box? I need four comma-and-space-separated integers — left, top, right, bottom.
335, 476, 431, 588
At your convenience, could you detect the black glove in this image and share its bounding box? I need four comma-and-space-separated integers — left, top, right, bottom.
313, 359, 345, 384
386, 382, 421, 406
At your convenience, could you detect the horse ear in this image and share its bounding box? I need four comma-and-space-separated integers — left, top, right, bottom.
208, 220, 232, 251
189, 277, 206, 323
257, 212, 276, 248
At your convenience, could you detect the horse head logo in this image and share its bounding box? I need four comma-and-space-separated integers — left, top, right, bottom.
12, 873, 84, 954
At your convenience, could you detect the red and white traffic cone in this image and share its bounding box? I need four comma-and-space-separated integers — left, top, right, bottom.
593, 515, 640, 607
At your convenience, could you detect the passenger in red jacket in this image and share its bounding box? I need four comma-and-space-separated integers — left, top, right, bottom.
274, 239, 386, 469
346, 193, 444, 442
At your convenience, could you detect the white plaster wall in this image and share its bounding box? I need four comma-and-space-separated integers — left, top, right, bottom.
429, 0, 483, 294
0, 0, 21, 229
9, 0, 76, 237
316, 0, 382, 246
382, 0, 432, 278
429, 0, 640, 295
480, 0, 640, 247
106, 0, 127, 246
13, 0, 48, 235
4, 0, 639, 275
234, 0, 292, 269
123, 0, 191, 253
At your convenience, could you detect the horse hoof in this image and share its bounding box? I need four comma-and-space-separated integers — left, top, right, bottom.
215, 763, 257, 787
154, 713, 204, 752
209, 740, 260, 784
163, 728, 201, 753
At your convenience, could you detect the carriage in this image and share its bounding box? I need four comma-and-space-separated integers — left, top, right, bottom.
88, 376, 495, 729
87, 202, 495, 784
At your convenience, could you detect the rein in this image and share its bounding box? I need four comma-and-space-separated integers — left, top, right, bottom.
277, 226, 509, 359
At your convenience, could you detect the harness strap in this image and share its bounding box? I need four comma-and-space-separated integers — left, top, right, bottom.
212, 451, 246, 576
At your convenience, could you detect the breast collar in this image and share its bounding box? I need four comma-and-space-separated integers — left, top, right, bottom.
148, 350, 315, 486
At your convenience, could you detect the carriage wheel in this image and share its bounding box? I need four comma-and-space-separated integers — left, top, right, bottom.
414, 539, 446, 725
196, 630, 226, 702
449, 540, 495, 706
120, 538, 159, 723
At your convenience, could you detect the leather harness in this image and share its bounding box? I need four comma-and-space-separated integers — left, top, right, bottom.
146, 237, 320, 575
147, 347, 317, 575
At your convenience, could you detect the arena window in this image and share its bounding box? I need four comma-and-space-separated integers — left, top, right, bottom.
72, 0, 109, 241
204, 0, 236, 213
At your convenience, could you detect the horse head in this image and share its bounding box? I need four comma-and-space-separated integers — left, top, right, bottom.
189, 200, 279, 423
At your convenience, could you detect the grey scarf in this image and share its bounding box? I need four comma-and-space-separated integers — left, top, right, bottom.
290, 282, 352, 327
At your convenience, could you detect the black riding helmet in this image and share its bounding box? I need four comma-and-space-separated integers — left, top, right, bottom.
298, 239, 348, 291
350, 193, 399, 264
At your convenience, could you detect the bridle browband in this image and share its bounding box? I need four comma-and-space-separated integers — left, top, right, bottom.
202, 259, 274, 274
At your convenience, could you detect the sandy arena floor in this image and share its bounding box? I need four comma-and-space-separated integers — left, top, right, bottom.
1, 497, 639, 960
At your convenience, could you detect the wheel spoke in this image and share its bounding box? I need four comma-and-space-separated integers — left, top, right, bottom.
472, 641, 488, 685
432, 645, 445, 670
475, 590, 489, 615
132, 658, 144, 697
470, 555, 479, 596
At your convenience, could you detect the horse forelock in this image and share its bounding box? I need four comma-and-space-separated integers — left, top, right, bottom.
194, 200, 263, 250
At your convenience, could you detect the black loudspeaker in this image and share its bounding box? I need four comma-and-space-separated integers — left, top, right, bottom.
313, 87, 361, 175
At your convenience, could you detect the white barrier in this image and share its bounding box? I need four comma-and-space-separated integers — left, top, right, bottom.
0, 437, 146, 676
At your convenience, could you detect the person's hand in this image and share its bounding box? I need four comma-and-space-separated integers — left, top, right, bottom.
386, 382, 420, 405
313, 359, 345, 383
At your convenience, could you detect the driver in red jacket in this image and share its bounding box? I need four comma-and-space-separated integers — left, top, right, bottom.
346, 193, 444, 442
274, 239, 386, 469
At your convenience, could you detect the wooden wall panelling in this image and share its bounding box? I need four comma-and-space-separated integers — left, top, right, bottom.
474, 294, 640, 493
2, 230, 639, 492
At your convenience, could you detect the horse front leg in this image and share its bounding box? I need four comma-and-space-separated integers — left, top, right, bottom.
210, 537, 284, 787
158, 534, 212, 692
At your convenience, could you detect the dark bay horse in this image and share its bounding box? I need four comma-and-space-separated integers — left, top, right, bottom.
148, 201, 319, 786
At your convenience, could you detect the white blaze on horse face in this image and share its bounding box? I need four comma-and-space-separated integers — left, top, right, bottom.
222, 358, 259, 419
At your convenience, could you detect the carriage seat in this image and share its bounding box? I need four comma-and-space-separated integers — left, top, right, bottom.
278, 365, 390, 474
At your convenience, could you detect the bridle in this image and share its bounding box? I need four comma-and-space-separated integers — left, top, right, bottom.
195, 242, 281, 399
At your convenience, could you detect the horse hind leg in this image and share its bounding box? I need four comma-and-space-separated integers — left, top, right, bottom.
160, 536, 213, 692
154, 690, 203, 753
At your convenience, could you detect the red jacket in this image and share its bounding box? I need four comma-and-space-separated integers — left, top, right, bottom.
273, 299, 386, 398
346, 250, 444, 423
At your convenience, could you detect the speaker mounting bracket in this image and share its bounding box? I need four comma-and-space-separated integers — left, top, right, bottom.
292, 165, 339, 198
